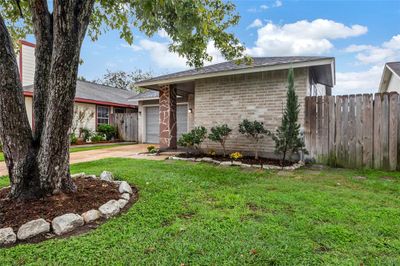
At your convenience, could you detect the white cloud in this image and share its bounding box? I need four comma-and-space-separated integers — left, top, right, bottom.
260, 4, 269, 10
121, 43, 143, 52
246, 19, 368, 56
247, 19, 263, 29
274, 0, 283, 7
345, 35, 400, 64
122, 39, 225, 70
138, 40, 188, 69
335, 65, 383, 95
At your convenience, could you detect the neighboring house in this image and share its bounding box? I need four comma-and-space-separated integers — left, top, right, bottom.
18, 40, 137, 134
133, 56, 335, 157
379, 62, 400, 93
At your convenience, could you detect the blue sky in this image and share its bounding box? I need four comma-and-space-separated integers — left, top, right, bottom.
75, 0, 400, 94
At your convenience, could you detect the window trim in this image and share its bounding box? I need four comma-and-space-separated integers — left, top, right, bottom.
96, 105, 110, 127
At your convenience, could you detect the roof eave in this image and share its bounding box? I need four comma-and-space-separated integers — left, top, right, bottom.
136, 58, 335, 88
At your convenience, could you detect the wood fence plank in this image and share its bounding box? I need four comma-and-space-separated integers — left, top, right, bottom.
328, 96, 335, 159
389, 92, 398, 170
304, 97, 311, 154
381, 93, 390, 170
374, 93, 382, 169
335, 96, 342, 166
322, 96, 329, 159
348, 95, 356, 167
362, 94, 373, 168
309, 97, 317, 158
355, 95, 363, 168
316, 96, 323, 160
341, 96, 349, 167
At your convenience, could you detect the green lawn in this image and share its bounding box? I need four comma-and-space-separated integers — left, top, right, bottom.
0, 159, 399, 265
0, 143, 131, 162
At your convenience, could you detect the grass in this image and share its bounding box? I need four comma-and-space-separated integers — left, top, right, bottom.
0, 159, 399, 265
0, 143, 131, 162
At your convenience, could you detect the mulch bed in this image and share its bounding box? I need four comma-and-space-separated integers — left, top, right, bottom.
0, 178, 137, 231
176, 153, 295, 167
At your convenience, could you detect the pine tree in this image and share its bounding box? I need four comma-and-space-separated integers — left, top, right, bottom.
272, 68, 307, 165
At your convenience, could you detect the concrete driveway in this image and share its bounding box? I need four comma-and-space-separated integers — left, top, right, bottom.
0, 144, 170, 176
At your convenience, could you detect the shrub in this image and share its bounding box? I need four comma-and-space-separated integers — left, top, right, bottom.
208, 124, 232, 157
238, 119, 270, 160
272, 68, 307, 165
97, 124, 116, 141
208, 149, 216, 156
70, 133, 78, 145
79, 127, 92, 142
91, 133, 106, 143
230, 152, 243, 160
147, 145, 156, 152
177, 126, 207, 154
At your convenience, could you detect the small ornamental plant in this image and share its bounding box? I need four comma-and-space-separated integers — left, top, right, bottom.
178, 126, 207, 154
208, 149, 216, 156
147, 145, 156, 152
238, 119, 270, 160
208, 124, 232, 157
230, 152, 243, 161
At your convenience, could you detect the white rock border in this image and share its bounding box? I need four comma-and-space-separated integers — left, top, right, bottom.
0, 171, 134, 247
169, 156, 305, 170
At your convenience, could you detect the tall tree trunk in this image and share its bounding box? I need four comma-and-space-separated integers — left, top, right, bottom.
29, 0, 53, 143
36, 0, 95, 194
0, 0, 95, 199
0, 14, 41, 199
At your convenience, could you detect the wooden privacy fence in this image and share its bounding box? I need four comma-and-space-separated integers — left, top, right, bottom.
111, 113, 138, 142
304, 92, 400, 170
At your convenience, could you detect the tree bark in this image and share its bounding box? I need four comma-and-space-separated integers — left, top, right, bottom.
0, 0, 95, 199
0, 14, 40, 199
36, 0, 95, 194
29, 0, 53, 143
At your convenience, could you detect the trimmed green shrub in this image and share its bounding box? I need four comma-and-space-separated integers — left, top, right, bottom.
97, 124, 116, 141
208, 124, 232, 157
178, 126, 207, 154
79, 127, 92, 142
91, 133, 106, 143
70, 133, 78, 145
238, 119, 270, 159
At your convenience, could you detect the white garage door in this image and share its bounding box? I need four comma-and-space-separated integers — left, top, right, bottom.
145, 104, 188, 143
145, 106, 159, 143
177, 104, 188, 140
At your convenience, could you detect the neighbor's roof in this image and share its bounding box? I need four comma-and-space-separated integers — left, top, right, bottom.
128, 90, 159, 101
23, 80, 137, 108
136, 56, 335, 88
387, 62, 400, 77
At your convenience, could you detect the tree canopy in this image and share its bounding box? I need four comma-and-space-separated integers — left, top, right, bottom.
1, 0, 248, 67
96, 69, 152, 93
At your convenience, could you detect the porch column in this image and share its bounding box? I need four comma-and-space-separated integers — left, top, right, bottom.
159, 84, 177, 150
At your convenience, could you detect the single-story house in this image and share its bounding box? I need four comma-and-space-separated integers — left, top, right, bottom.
379, 62, 400, 93
133, 56, 335, 157
18, 40, 137, 134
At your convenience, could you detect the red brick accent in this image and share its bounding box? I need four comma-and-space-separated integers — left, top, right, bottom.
159, 85, 177, 149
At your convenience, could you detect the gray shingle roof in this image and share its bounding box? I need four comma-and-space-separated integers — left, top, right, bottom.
136, 56, 333, 86
387, 62, 400, 76
24, 80, 137, 106
129, 90, 159, 100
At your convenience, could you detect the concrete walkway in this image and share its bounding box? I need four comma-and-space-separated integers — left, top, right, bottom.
0, 144, 171, 176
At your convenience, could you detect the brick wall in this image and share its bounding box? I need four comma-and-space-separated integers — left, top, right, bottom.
194, 68, 309, 157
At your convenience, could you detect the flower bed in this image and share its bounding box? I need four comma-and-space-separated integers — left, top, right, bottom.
170, 154, 304, 170
0, 172, 137, 247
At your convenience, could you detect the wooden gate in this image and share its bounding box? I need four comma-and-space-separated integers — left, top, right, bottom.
304, 92, 400, 170
111, 113, 138, 142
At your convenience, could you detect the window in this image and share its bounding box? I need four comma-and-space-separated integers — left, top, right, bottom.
97, 106, 110, 125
